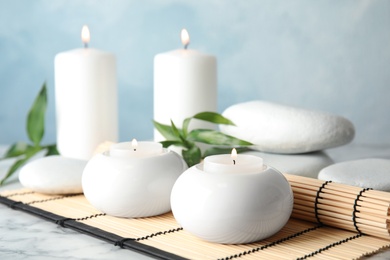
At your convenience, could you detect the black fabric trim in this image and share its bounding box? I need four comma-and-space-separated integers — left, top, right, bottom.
9, 201, 23, 209
55, 217, 74, 227
352, 188, 372, 234
115, 238, 136, 248
314, 180, 332, 225
55, 213, 107, 227
115, 227, 184, 247
4, 190, 35, 198
135, 227, 184, 241
0, 195, 187, 260
75, 213, 106, 221
296, 233, 363, 259
218, 224, 323, 260
26, 194, 80, 205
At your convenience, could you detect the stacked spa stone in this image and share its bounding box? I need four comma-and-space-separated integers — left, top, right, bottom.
219, 101, 354, 178
221, 101, 390, 191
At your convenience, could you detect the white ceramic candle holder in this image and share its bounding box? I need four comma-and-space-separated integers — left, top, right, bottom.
170, 163, 294, 244
82, 149, 187, 218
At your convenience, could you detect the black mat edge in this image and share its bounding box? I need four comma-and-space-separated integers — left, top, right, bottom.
0, 195, 187, 260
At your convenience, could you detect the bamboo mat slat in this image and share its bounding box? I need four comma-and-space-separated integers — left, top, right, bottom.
1, 173, 390, 259
284, 174, 390, 241
80, 213, 180, 238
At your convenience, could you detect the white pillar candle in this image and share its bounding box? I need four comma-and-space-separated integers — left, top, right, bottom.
153, 29, 217, 141
203, 149, 264, 174
109, 139, 163, 158
55, 25, 118, 160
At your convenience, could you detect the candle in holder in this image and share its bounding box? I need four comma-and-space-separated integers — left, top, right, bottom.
171, 148, 293, 244
55, 25, 118, 160
109, 139, 163, 158
82, 139, 187, 218
153, 28, 217, 141
203, 148, 264, 174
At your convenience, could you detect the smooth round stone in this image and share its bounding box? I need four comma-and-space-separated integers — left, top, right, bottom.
19, 156, 87, 194
220, 101, 355, 154
318, 158, 390, 191
244, 150, 334, 178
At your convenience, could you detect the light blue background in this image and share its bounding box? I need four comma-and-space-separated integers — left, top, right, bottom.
0, 0, 389, 147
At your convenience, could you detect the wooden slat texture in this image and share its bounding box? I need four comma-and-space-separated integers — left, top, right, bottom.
2, 173, 390, 259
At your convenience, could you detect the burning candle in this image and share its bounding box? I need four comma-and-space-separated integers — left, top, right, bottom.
109, 139, 163, 158
203, 148, 264, 174
54, 25, 118, 160
81, 25, 90, 48
153, 28, 217, 141
83, 139, 187, 218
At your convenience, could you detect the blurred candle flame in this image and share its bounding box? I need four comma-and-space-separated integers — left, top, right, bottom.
181, 28, 190, 49
81, 25, 90, 47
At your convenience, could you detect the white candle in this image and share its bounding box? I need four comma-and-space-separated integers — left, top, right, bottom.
55, 25, 118, 160
153, 28, 217, 141
203, 149, 264, 174
110, 139, 163, 158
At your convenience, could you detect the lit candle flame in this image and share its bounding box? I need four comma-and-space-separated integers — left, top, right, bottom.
181, 28, 190, 50
131, 138, 138, 151
81, 25, 90, 48
231, 148, 237, 165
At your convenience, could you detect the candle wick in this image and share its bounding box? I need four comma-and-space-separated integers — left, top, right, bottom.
134, 148, 136, 152
233, 160, 236, 165
84, 42, 88, 49
184, 43, 189, 50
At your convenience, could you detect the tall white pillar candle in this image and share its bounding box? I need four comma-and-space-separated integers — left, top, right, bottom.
55, 25, 118, 160
153, 29, 217, 141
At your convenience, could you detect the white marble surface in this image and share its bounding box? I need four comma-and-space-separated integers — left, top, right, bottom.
1, 143, 390, 259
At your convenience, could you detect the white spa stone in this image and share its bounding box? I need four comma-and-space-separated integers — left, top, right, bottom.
19, 155, 87, 194
243, 150, 334, 178
318, 158, 390, 191
220, 101, 355, 154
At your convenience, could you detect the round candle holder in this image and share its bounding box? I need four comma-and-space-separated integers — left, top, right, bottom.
170, 163, 294, 244
82, 149, 187, 218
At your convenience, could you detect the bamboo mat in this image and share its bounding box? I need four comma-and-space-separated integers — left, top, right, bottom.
1, 174, 390, 259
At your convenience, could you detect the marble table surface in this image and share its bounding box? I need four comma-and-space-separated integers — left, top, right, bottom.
1, 143, 390, 260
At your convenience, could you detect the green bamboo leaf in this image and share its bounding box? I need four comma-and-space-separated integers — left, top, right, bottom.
170, 120, 186, 144
170, 120, 181, 137
182, 117, 191, 137
0, 158, 28, 186
2, 142, 29, 159
192, 112, 236, 126
187, 129, 253, 146
0, 146, 42, 186
27, 82, 47, 146
45, 144, 60, 156
182, 145, 201, 167
160, 140, 185, 148
203, 147, 252, 158
153, 120, 181, 141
